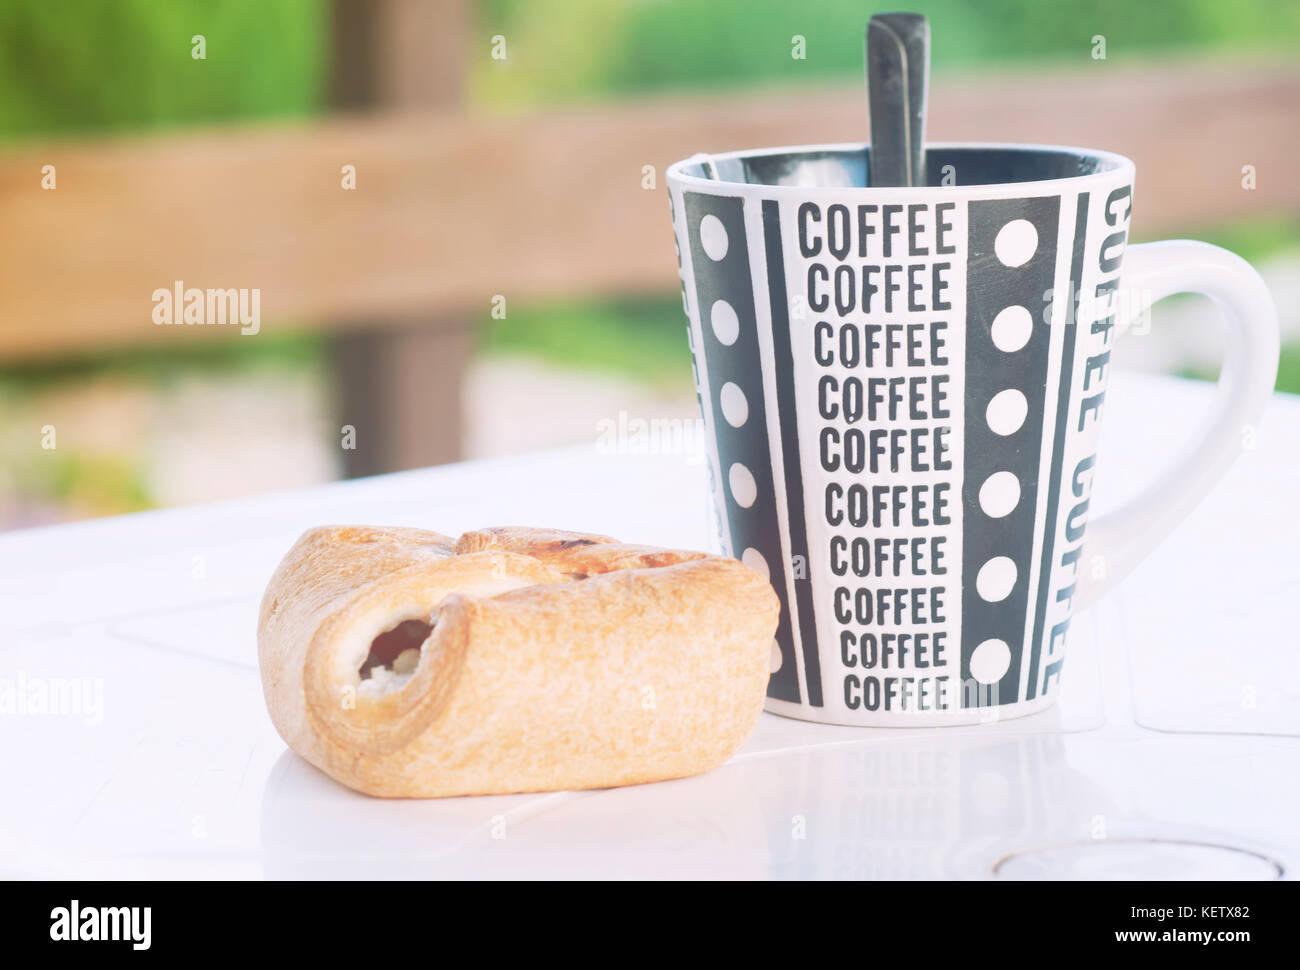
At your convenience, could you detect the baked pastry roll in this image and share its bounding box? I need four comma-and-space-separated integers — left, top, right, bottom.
258, 525, 779, 797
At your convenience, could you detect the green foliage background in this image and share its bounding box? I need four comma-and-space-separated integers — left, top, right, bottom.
3, 0, 1296, 137
0, 0, 324, 139
472, 0, 1300, 105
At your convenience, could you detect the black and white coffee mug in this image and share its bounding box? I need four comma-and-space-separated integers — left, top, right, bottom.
667, 142, 1278, 726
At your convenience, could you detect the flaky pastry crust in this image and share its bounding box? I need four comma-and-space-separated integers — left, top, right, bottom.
257, 525, 779, 797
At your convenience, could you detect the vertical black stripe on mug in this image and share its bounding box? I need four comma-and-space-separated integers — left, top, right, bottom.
960, 196, 1061, 708
683, 191, 801, 703
1027, 192, 1091, 701
761, 199, 824, 708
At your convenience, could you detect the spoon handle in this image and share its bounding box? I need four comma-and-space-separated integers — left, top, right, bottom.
866, 12, 931, 187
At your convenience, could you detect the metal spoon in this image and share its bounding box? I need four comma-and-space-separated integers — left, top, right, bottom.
866, 12, 931, 186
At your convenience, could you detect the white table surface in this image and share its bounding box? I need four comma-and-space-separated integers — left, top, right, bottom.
2, 372, 1297, 880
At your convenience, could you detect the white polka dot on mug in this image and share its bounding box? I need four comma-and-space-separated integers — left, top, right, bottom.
699, 214, 729, 261
994, 219, 1037, 267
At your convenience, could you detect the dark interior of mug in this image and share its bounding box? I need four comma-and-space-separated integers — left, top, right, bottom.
682, 145, 1120, 188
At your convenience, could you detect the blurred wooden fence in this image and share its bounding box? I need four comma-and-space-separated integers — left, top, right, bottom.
1, 0, 1298, 472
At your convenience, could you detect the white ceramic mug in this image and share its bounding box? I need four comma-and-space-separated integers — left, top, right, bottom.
667, 142, 1278, 726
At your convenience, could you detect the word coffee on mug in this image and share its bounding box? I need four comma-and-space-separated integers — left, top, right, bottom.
667, 144, 1277, 726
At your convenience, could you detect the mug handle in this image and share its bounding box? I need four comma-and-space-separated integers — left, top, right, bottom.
1076, 240, 1279, 608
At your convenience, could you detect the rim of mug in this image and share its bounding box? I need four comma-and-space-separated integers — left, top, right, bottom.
666, 140, 1136, 195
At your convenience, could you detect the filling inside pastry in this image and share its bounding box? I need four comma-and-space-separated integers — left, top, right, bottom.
349, 566, 601, 699
357, 617, 433, 696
